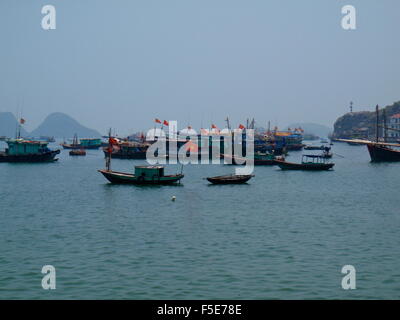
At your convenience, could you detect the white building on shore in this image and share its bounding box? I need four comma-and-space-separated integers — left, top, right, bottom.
389, 114, 400, 139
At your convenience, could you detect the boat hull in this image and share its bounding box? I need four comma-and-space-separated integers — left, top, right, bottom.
103, 150, 147, 159
367, 144, 400, 162
222, 154, 280, 166
0, 150, 60, 163
99, 170, 184, 185
276, 160, 334, 171
206, 175, 253, 184
62, 144, 101, 150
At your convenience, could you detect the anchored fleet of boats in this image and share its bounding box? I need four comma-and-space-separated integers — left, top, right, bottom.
2, 111, 400, 187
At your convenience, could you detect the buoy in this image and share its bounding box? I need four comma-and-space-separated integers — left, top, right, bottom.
171, 196, 176, 201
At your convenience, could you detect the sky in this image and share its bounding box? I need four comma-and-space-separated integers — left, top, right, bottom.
0, 0, 399, 135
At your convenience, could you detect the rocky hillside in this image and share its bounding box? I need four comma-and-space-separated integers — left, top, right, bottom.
333, 101, 400, 139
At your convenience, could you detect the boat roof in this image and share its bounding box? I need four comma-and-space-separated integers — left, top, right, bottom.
6, 138, 48, 145
134, 165, 164, 169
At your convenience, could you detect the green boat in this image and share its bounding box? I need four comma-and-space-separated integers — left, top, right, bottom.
276, 155, 334, 171
222, 152, 284, 165
99, 166, 184, 184
0, 139, 60, 163
99, 132, 184, 184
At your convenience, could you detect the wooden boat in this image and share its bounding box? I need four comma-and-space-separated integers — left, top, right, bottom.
367, 143, 400, 162
103, 142, 149, 159
69, 149, 86, 156
61, 135, 102, 150
277, 155, 334, 171
99, 132, 183, 185
0, 139, 60, 163
222, 152, 284, 165
304, 145, 325, 150
206, 174, 254, 184
99, 166, 184, 185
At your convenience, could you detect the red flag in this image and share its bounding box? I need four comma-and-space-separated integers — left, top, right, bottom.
163, 120, 169, 126
20, 118, 26, 124
211, 124, 218, 129
154, 118, 161, 124
109, 137, 119, 145
238, 124, 245, 129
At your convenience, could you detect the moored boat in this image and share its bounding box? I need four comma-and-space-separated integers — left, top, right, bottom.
304, 145, 325, 150
367, 143, 400, 162
222, 152, 284, 165
69, 149, 86, 156
99, 166, 184, 185
276, 155, 334, 171
206, 174, 254, 184
61, 136, 102, 149
99, 132, 184, 184
0, 139, 60, 163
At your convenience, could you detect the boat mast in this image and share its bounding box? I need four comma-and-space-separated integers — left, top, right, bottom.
383, 109, 387, 143
376, 105, 379, 142
106, 128, 112, 171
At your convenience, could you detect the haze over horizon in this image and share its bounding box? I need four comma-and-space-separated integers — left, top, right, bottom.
1, 0, 399, 136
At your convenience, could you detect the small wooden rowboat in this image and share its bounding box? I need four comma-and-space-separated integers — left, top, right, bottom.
99, 166, 184, 185
206, 174, 254, 184
69, 149, 86, 156
276, 155, 334, 171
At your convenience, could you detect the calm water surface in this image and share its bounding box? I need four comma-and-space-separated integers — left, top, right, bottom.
1, 142, 400, 299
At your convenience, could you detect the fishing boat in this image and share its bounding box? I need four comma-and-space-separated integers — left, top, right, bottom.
61, 135, 102, 149
366, 143, 400, 162
206, 174, 254, 184
98, 132, 184, 184
0, 139, 60, 162
304, 145, 325, 150
222, 152, 284, 165
103, 141, 149, 159
276, 155, 334, 171
69, 149, 86, 156
99, 166, 184, 185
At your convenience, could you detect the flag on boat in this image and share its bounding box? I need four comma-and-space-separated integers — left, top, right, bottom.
20, 118, 26, 124
154, 118, 162, 124
238, 124, 245, 129
109, 137, 119, 145
163, 120, 169, 126
211, 124, 218, 129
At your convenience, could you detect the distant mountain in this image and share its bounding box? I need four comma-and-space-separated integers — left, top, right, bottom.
30, 112, 101, 138
0, 112, 29, 138
288, 122, 332, 138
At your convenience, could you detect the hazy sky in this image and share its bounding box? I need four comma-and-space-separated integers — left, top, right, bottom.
1, 0, 399, 135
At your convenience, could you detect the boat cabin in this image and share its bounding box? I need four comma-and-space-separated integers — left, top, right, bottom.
134, 166, 165, 178
80, 138, 102, 147
5, 139, 49, 155
302, 154, 329, 164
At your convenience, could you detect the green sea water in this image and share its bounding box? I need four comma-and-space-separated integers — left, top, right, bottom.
0, 141, 399, 299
